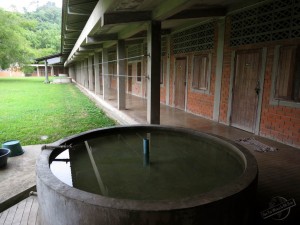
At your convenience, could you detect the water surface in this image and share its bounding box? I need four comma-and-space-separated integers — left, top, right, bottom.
50, 130, 244, 200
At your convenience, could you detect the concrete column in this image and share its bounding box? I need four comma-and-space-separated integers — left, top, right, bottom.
88, 55, 94, 91
44, 60, 49, 83
147, 21, 161, 124
117, 40, 126, 110
76, 63, 80, 82
68, 66, 75, 80
37, 66, 40, 77
81, 60, 85, 86
213, 18, 225, 121
94, 53, 101, 95
51, 66, 54, 76
166, 35, 171, 106
84, 59, 89, 88
102, 48, 110, 100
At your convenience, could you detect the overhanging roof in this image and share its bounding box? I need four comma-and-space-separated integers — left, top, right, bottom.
35, 53, 63, 63
61, 0, 266, 66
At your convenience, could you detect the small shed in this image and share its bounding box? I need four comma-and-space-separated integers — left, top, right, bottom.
35, 53, 68, 82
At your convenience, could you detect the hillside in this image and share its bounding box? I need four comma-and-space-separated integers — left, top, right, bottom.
0, 2, 61, 70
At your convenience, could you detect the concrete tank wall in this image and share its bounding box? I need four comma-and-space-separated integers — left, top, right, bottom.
36, 126, 258, 225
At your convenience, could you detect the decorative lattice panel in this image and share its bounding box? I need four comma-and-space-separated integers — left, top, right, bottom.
172, 22, 214, 54
231, 0, 300, 46
98, 53, 102, 64
161, 37, 167, 56
108, 52, 116, 62
127, 44, 142, 61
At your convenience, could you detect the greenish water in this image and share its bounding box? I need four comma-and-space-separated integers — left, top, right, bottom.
50, 130, 244, 200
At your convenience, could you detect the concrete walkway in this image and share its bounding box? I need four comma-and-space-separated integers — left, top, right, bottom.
0, 145, 42, 212
80, 84, 300, 225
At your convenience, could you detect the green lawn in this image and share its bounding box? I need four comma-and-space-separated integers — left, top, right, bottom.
0, 77, 115, 145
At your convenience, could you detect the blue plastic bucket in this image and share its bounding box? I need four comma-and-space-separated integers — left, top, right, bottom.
2, 140, 24, 157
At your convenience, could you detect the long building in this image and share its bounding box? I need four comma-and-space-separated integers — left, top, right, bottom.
60, 0, 300, 148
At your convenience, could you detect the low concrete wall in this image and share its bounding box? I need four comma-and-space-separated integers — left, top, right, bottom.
0, 71, 24, 77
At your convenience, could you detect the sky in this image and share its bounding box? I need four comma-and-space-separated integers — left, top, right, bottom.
0, 0, 62, 12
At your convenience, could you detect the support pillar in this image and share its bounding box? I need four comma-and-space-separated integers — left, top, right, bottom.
166, 35, 171, 105
68, 66, 75, 80
102, 48, 109, 100
147, 21, 161, 124
84, 59, 89, 88
117, 40, 126, 110
81, 61, 84, 86
51, 66, 54, 76
88, 55, 94, 91
44, 60, 49, 83
94, 53, 101, 95
37, 66, 40, 77
213, 18, 225, 121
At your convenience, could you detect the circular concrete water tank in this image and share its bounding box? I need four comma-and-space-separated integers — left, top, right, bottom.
36, 125, 258, 225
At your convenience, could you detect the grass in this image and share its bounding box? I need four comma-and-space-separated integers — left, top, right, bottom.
0, 77, 116, 145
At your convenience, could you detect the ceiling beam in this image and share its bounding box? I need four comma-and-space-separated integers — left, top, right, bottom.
66, 25, 83, 32
64, 40, 76, 45
152, 0, 194, 20
86, 33, 118, 44
102, 11, 152, 26
118, 23, 147, 40
74, 52, 89, 56
65, 0, 116, 66
65, 21, 87, 32
167, 7, 227, 20
68, 6, 90, 16
125, 39, 144, 46
79, 45, 103, 51
68, 0, 98, 15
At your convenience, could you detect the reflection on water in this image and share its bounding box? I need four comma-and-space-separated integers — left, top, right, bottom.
50, 130, 244, 200
50, 150, 73, 186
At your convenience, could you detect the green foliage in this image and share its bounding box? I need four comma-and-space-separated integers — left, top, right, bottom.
0, 2, 61, 69
0, 78, 116, 145
24, 2, 61, 54
22, 65, 35, 74
0, 9, 34, 69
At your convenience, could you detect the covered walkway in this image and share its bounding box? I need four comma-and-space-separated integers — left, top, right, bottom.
78, 82, 300, 225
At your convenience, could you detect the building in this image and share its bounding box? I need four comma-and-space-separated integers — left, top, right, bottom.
60, 0, 300, 148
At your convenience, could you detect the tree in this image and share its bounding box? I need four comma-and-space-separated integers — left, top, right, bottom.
0, 9, 34, 69
0, 2, 62, 70
24, 2, 61, 55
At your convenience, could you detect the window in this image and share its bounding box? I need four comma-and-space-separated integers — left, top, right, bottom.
192, 54, 210, 90
274, 45, 300, 102
137, 62, 142, 82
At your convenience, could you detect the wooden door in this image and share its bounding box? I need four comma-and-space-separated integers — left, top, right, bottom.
128, 64, 132, 93
174, 58, 187, 110
231, 50, 261, 133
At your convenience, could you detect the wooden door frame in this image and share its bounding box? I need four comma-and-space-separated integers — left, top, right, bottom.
173, 57, 188, 111
227, 48, 267, 135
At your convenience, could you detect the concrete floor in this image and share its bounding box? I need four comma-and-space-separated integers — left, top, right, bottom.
0, 145, 42, 212
79, 84, 300, 225
0, 83, 299, 225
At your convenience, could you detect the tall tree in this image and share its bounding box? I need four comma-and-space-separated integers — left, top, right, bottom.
0, 9, 34, 69
0, 2, 62, 70
24, 2, 61, 56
